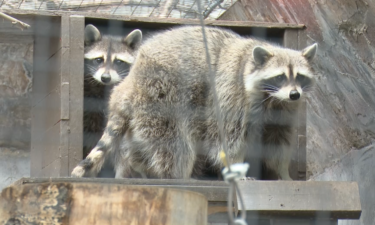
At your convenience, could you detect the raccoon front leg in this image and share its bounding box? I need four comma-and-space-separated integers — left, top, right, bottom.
262, 143, 293, 181
71, 113, 128, 177
277, 145, 293, 180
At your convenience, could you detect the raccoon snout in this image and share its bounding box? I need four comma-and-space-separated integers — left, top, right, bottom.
101, 74, 111, 83
289, 90, 300, 100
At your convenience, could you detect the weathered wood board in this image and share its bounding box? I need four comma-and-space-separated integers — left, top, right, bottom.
12, 177, 237, 224
237, 180, 361, 220
0, 181, 208, 225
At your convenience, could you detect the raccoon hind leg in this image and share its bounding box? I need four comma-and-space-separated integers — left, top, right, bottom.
143, 136, 196, 179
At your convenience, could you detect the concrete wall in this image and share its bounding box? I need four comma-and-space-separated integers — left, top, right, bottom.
0, 43, 33, 189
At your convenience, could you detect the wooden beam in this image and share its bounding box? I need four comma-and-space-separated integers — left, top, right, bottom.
13, 177, 232, 202
30, 15, 62, 177
68, 15, 85, 174
2, 9, 305, 29
237, 180, 361, 219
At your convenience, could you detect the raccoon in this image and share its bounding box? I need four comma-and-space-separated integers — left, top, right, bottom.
83, 24, 142, 159
72, 26, 317, 180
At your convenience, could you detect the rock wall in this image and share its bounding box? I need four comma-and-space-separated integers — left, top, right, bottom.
311, 145, 375, 225
0, 43, 33, 189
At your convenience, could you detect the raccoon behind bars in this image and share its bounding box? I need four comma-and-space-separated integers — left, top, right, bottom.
72, 26, 317, 180
83, 24, 142, 158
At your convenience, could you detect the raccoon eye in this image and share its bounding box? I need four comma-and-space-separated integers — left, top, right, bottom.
94, 57, 104, 64
275, 74, 286, 82
296, 74, 311, 87
114, 59, 125, 65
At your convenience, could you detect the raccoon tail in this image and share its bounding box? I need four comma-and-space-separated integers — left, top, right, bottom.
71, 114, 127, 177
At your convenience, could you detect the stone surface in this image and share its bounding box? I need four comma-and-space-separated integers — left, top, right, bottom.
0, 43, 33, 150
0, 43, 33, 190
0, 148, 30, 190
311, 144, 375, 225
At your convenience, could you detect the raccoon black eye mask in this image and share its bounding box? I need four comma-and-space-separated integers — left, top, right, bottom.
84, 24, 142, 85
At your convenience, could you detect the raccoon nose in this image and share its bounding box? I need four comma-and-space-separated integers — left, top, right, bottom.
289, 90, 300, 100
101, 74, 111, 83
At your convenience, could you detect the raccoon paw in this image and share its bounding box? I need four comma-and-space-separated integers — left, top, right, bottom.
71, 166, 86, 178
239, 177, 257, 181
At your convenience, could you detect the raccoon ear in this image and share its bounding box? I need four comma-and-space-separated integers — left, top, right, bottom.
302, 43, 317, 60
85, 24, 101, 45
253, 46, 274, 65
123, 29, 143, 50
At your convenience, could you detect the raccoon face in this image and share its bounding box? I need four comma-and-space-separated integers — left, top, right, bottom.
84, 24, 142, 85
246, 43, 317, 102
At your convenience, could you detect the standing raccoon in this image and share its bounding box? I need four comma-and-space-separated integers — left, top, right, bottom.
83, 24, 142, 158
73, 26, 317, 180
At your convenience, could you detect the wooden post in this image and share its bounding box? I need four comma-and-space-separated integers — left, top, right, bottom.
283, 29, 307, 180
30, 15, 62, 177
68, 15, 85, 175
30, 14, 85, 177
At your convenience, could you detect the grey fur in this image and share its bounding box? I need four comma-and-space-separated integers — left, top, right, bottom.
72, 26, 317, 180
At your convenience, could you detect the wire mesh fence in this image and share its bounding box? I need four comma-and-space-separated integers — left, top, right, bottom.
0, 0, 368, 224
0, 0, 235, 19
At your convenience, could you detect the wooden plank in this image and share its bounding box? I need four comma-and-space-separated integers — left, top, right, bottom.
59, 15, 71, 177
30, 15, 62, 177
0, 34, 33, 43
68, 15, 85, 174
296, 29, 308, 181
237, 180, 361, 219
2, 9, 305, 29
270, 218, 337, 225
217, 1, 250, 21
40, 121, 62, 177
13, 177, 231, 202
59, 120, 70, 177
30, 17, 62, 102
283, 29, 306, 180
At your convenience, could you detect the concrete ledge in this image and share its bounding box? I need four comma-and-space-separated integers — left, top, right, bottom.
237, 180, 361, 219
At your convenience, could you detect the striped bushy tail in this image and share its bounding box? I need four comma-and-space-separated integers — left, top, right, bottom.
71, 114, 127, 177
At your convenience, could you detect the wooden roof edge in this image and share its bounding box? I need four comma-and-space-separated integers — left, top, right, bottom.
2, 9, 305, 29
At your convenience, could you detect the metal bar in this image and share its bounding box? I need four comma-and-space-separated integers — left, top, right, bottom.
58, 0, 65, 10
130, 0, 143, 16
78, 0, 84, 10
148, 0, 163, 17
112, 0, 122, 14
183, 0, 197, 18
38, 0, 45, 10
17, 0, 24, 9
